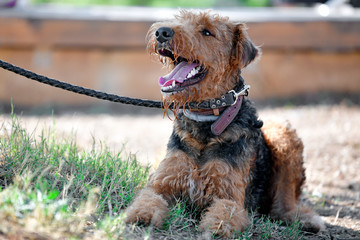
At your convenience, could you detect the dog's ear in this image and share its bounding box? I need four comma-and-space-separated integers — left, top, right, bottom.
231, 24, 260, 68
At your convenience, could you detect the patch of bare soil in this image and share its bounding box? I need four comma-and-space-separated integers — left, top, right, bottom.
1, 104, 359, 239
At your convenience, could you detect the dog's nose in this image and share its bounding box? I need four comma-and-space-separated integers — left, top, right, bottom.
155, 27, 174, 43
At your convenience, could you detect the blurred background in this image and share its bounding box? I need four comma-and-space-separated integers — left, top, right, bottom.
0, 0, 359, 114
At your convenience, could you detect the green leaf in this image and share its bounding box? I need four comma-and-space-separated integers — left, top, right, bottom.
47, 190, 60, 200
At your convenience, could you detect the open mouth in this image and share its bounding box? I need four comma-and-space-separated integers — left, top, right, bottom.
157, 46, 207, 94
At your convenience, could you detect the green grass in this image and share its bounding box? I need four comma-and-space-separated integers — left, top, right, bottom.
239, 215, 304, 240
0, 112, 149, 216
31, 0, 217, 7
0, 111, 305, 239
0, 111, 149, 238
30, 0, 270, 7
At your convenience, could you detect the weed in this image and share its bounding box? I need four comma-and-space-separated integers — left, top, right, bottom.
0, 176, 93, 239
0, 112, 149, 216
236, 214, 304, 240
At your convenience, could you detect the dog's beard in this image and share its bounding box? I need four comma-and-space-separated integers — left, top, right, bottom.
161, 86, 201, 117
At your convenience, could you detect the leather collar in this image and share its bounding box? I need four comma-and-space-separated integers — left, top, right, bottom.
211, 95, 243, 135
184, 75, 249, 111
181, 74, 250, 135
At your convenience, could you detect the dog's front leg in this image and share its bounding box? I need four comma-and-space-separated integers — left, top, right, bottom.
195, 160, 251, 238
125, 150, 196, 227
199, 198, 249, 238
125, 187, 169, 227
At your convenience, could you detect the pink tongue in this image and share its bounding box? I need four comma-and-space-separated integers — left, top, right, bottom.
159, 62, 199, 87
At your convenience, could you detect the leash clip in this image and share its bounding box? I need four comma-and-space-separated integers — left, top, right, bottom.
229, 85, 250, 105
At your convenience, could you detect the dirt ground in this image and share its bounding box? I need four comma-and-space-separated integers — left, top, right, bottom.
1, 104, 359, 239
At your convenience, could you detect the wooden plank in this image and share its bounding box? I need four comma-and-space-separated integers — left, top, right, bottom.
248, 21, 360, 51
0, 18, 152, 48
0, 17, 359, 50
1, 47, 359, 106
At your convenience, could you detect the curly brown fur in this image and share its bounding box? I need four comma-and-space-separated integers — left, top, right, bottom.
125, 10, 324, 237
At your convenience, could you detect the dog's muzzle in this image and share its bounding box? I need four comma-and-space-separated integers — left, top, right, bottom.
154, 27, 207, 94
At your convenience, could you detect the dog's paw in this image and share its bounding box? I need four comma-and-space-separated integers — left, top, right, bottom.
299, 214, 326, 233
278, 205, 326, 233
125, 189, 168, 227
198, 199, 249, 238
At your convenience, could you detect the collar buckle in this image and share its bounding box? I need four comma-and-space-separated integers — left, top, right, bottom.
228, 85, 250, 105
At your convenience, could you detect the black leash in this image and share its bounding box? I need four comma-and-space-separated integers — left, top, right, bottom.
0, 59, 163, 109
0, 59, 248, 110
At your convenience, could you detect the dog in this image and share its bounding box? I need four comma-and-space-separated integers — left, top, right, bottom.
125, 10, 325, 237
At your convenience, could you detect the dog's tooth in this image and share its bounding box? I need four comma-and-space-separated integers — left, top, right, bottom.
186, 66, 201, 80
172, 81, 176, 87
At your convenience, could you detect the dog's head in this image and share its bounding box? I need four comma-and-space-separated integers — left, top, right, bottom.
147, 10, 260, 111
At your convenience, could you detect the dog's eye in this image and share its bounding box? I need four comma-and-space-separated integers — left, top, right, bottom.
201, 29, 214, 37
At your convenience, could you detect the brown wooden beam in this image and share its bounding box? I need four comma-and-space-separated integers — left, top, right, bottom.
0, 17, 359, 51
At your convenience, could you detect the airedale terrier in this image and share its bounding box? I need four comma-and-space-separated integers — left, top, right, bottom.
125, 10, 324, 237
